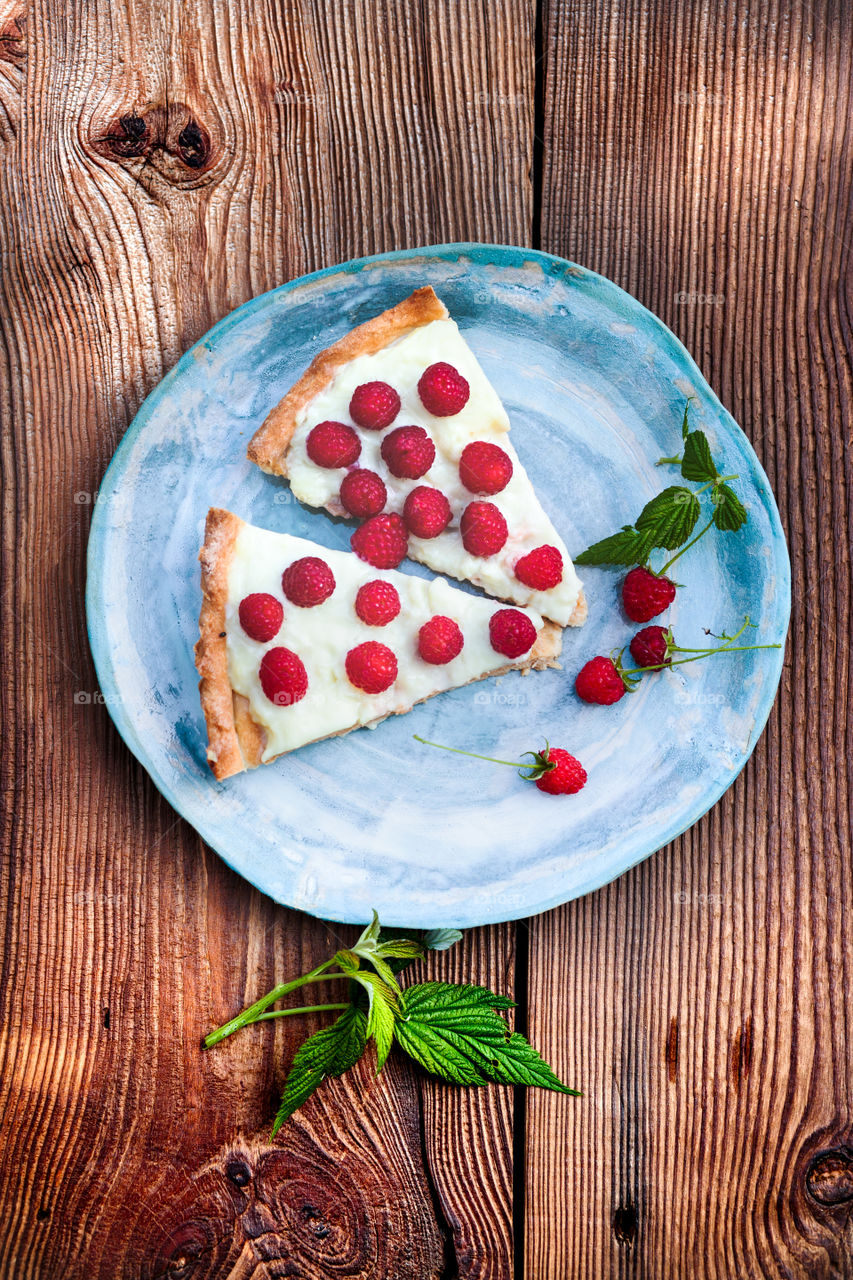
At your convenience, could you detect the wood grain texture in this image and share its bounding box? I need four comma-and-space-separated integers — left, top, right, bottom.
527, 2, 853, 1278
0, 1, 534, 1276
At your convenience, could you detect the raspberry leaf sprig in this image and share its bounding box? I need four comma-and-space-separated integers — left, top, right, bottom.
203, 912, 577, 1135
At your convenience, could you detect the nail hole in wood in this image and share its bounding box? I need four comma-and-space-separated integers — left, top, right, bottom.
225, 1159, 251, 1187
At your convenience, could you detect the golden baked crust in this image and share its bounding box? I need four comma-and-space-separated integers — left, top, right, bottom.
247, 286, 448, 474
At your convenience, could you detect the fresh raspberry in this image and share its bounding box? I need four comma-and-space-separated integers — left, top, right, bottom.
418, 616, 464, 665
489, 608, 537, 659
629, 624, 671, 670
351, 513, 409, 569
355, 579, 401, 627
535, 748, 588, 795
622, 566, 676, 623
339, 468, 387, 518
306, 420, 361, 469
345, 641, 398, 693
418, 362, 470, 416
460, 501, 508, 557
237, 593, 283, 643
380, 425, 435, 479
259, 647, 308, 706
281, 556, 336, 607
575, 656, 628, 705
459, 441, 513, 495
349, 381, 400, 431
403, 486, 452, 539
514, 545, 563, 591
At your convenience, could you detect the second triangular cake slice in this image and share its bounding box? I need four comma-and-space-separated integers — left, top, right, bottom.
247, 287, 586, 628
195, 509, 562, 779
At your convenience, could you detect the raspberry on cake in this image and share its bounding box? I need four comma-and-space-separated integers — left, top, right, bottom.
246, 286, 586, 629
195, 509, 564, 778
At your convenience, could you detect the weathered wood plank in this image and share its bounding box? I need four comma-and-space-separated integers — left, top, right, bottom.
527, 2, 853, 1277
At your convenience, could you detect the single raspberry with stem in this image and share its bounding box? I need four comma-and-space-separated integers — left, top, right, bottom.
629, 625, 671, 670
281, 556, 336, 607
351, 512, 409, 569
489, 608, 537, 659
355, 579, 401, 627
622, 565, 677, 623
339, 468, 387, 518
238, 593, 283, 642
418, 362, 470, 416
460, 501, 508, 556
345, 641, 398, 693
414, 735, 587, 797
459, 441, 513, 495
259, 647, 308, 706
380, 425, 436, 479
306, 420, 361, 469
575, 655, 632, 705
403, 486, 452, 539
515, 545, 564, 591
418, 616, 464, 664
349, 381, 400, 431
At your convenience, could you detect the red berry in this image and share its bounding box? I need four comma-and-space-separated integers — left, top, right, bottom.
238, 593, 283, 643
306, 420, 361, 469
355, 579, 401, 627
514, 545, 563, 591
418, 615, 464, 665
403, 486, 452, 539
489, 608, 537, 659
345, 641, 398, 693
575, 656, 627, 705
351, 513, 409, 569
459, 441, 513, 495
622, 566, 677, 623
259, 647, 308, 706
460, 501, 508, 557
349, 381, 400, 430
629, 624, 670, 670
535, 748, 587, 795
418, 362, 470, 416
281, 556, 336, 607
380, 425, 435, 479
339, 468, 387, 518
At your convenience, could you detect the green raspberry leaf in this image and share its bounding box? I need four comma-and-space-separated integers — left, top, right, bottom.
422, 928, 463, 952
712, 481, 748, 532
272, 1005, 368, 1135
680, 430, 718, 483
574, 526, 655, 567
635, 486, 700, 549
365, 984, 397, 1071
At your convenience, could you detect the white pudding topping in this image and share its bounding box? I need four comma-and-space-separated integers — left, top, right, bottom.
285, 317, 584, 626
226, 523, 554, 761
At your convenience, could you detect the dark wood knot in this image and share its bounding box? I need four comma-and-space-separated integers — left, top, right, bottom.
91, 102, 219, 185
225, 1159, 251, 1188
0, 13, 25, 67
806, 1149, 853, 1205
613, 1202, 638, 1246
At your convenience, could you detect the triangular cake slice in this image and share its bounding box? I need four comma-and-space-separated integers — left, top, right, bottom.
247, 287, 586, 628
195, 508, 562, 778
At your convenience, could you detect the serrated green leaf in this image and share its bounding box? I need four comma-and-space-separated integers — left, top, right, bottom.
573, 526, 654, 568
680, 430, 718, 483
394, 1018, 489, 1086
402, 982, 515, 1015
711, 482, 748, 532
272, 1006, 367, 1134
635, 486, 700, 549
353, 968, 400, 1012
334, 949, 360, 974
422, 928, 463, 952
681, 399, 692, 440
476, 1033, 580, 1094
355, 910, 382, 949
374, 939, 426, 960
366, 988, 397, 1071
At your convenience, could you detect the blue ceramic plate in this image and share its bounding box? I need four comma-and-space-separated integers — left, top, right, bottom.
86, 244, 790, 927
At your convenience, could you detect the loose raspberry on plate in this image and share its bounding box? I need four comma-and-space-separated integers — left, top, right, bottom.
629, 624, 671, 669
259, 646, 308, 706
306, 420, 361, 469
575, 656, 627, 705
489, 608, 537, 659
345, 641, 398, 693
351, 512, 409, 568
349, 381, 401, 430
622, 565, 676, 623
459, 441, 513, 495
418, 615, 464, 665
281, 556, 336, 607
534, 748, 587, 795
339, 468, 387, 518
417, 362, 470, 416
380, 424, 435, 479
403, 486, 452, 539
238, 593, 283, 643
355, 579, 401, 627
460, 501, 508, 557
514, 545, 563, 590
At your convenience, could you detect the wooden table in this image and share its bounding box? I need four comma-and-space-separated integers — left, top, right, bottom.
2, 2, 850, 1276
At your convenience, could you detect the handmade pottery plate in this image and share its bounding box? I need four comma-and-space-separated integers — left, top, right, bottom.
86, 244, 790, 927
